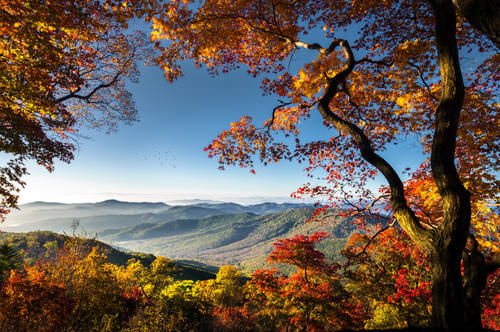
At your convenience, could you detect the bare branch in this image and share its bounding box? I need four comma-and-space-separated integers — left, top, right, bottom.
260, 101, 317, 132
56, 71, 122, 103
357, 217, 397, 257
408, 61, 438, 100
355, 58, 393, 67
264, 101, 293, 131
343, 216, 397, 272
340, 190, 390, 218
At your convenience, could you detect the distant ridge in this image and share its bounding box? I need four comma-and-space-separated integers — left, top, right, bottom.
92, 200, 169, 208
21, 201, 69, 207
21, 199, 169, 208
3, 200, 313, 234
167, 199, 226, 205
1, 199, 385, 273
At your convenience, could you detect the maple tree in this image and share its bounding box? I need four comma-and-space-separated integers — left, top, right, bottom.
0, 267, 74, 331
0, 0, 148, 218
343, 229, 433, 329
247, 232, 366, 331
267, 232, 332, 284
111, 0, 500, 328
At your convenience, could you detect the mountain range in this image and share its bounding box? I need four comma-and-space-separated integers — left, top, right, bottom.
2, 200, 313, 233
1, 200, 381, 273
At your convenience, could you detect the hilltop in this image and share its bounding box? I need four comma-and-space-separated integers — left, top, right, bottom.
0, 231, 216, 281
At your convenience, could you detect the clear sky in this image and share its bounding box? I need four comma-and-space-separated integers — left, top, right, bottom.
11, 31, 425, 205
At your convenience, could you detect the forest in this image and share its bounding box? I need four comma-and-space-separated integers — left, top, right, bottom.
0, 226, 495, 331
0, 0, 499, 330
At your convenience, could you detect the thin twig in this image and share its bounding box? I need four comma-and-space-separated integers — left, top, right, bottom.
355, 58, 393, 67
343, 216, 397, 272
408, 61, 438, 101
264, 101, 293, 131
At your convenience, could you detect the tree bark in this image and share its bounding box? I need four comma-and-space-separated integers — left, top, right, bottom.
430, 238, 466, 328
429, 0, 470, 328
463, 236, 487, 328
309, 1, 473, 328
463, 235, 500, 328
452, 0, 500, 49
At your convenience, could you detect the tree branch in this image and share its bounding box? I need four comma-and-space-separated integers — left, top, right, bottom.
309, 38, 434, 253
355, 58, 393, 67
408, 61, 438, 101
452, 0, 500, 49
263, 101, 293, 131
343, 216, 397, 272
356, 217, 397, 257
485, 254, 500, 275
56, 72, 122, 103
338, 188, 390, 219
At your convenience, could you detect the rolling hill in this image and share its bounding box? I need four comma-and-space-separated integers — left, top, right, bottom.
98, 207, 374, 273
6, 205, 229, 234
1, 200, 382, 274
0, 231, 216, 281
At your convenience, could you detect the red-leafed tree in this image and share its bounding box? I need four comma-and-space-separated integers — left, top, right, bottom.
0, 268, 74, 331
267, 232, 331, 283
248, 232, 366, 331
342, 229, 433, 329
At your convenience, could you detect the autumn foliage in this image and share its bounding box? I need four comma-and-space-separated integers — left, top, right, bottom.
0, 268, 73, 331
107, 0, 500, 328
1, 0, 499, 330
0, 227, 499, 331
0, 0, 149, 218
249, 232, 367, 331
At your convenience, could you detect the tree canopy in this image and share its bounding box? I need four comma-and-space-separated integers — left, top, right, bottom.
110, 0, 499, 328
0, 0, 149, 217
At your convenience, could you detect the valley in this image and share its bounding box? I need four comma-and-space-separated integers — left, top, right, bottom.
1, 200, 371, 272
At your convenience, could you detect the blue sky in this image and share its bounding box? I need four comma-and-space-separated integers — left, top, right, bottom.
14, 31, 425, 205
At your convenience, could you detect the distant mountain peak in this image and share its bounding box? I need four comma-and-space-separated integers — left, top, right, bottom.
100, 199, 121, 203
167, 199, 227, 205
22, 201, 67, 206
92, 200, 169, 209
